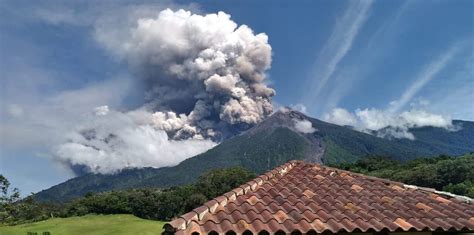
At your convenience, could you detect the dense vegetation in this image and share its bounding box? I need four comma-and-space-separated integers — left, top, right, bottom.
315, 119, 474, 164
64, 167, 255, 221
34, 112, 474, 202
35, 112, 474, 202
331, 153, 474, 197
1, 175, 63, 225
2, 153, 473, 227
35, 127, 309, 202
0, 214, 165, 235
0, 167, 255, 225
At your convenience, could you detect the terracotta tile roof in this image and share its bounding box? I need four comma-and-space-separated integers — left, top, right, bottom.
163, 160, 474, 234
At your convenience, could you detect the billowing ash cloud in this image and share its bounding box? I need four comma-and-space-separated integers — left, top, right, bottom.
323, 108, 456, 140
55, 9, 275, 174
96, 9, 274, 140
98, 9, 275, 139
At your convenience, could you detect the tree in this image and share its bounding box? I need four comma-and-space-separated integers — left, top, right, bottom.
443, 181, 474, 198
0, 174, 21, 224
196, 167, 256, 198
0, 175, 20, 204
331, 153, 474, 197
0, 175, 56, 224
184, 193, 207, 212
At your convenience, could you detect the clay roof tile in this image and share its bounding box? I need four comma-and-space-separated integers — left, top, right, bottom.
164, 161, 474, 234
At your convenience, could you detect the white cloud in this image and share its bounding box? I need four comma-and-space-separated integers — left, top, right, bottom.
323, 108, 357, 126
322, 41, 466, 140
94, 105, 109, 116
2, 7, 275, 174
293, 118, 316, 134
317, 6, 466, 120
0, 77, 132, 151
289, 104, 308, 114
321, 2, 411, 113
355, 108, 394, 130
398, 109, 452, 128
55, 108, 216, 174
355, 108, 454, 130
324, 107, 455, 140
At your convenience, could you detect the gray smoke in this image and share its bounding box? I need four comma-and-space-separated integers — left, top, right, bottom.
98, 9, 274, 140
55, 9, 275, 174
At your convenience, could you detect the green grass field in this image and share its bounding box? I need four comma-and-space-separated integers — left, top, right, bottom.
0, 214, 165, 235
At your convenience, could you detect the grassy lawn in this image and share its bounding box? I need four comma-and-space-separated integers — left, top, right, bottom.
0, 214, 165, 235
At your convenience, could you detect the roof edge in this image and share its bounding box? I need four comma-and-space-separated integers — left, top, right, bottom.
402, 184, 473, 203
163, 160, 300, 232
318, 164, 473, 204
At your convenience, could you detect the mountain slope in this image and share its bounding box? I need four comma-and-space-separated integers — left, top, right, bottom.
35, 125, 311, 202
314, 118, 474, 164
34, 110, 474, 202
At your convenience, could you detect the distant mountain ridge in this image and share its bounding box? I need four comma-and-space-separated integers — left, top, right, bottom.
34, 110, 474, 202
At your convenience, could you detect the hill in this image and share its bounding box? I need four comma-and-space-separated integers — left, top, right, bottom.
34, 110, 474, 202
0, 214, 164, 235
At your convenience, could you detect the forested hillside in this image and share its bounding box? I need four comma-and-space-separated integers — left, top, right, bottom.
34, 127, 309, 202
34, 111, 474, 202
332, 153, 474, 197
311, 118, 474, 164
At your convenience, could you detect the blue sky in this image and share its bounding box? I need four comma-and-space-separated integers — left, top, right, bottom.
1, 0, 473, 195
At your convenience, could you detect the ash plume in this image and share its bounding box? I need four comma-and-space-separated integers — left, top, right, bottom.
98, 9, 274, 140
55, 9, 275, 174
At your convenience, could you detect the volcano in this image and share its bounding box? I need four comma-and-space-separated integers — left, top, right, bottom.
34, 109, 474, 202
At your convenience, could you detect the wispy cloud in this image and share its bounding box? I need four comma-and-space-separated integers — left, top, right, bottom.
302, 0, 373, 111
388, 43, 461, 113
323, 41, 467, 139
429, 54, 474, 120
322, 2, 411, 113
1, 1, 199, 27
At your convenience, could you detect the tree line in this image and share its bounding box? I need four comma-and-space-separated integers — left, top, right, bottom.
331, 153, 474, 197
0, 167, 255, 225
1, 153, 473, 226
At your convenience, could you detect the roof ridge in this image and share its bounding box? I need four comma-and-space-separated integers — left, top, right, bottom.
402, 184, 473, 203
164, 160, 300, 232
314, 164, 473, 203
313, 164, 405, 187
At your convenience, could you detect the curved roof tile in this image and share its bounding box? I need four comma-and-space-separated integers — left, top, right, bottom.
164, 161, 474, 234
